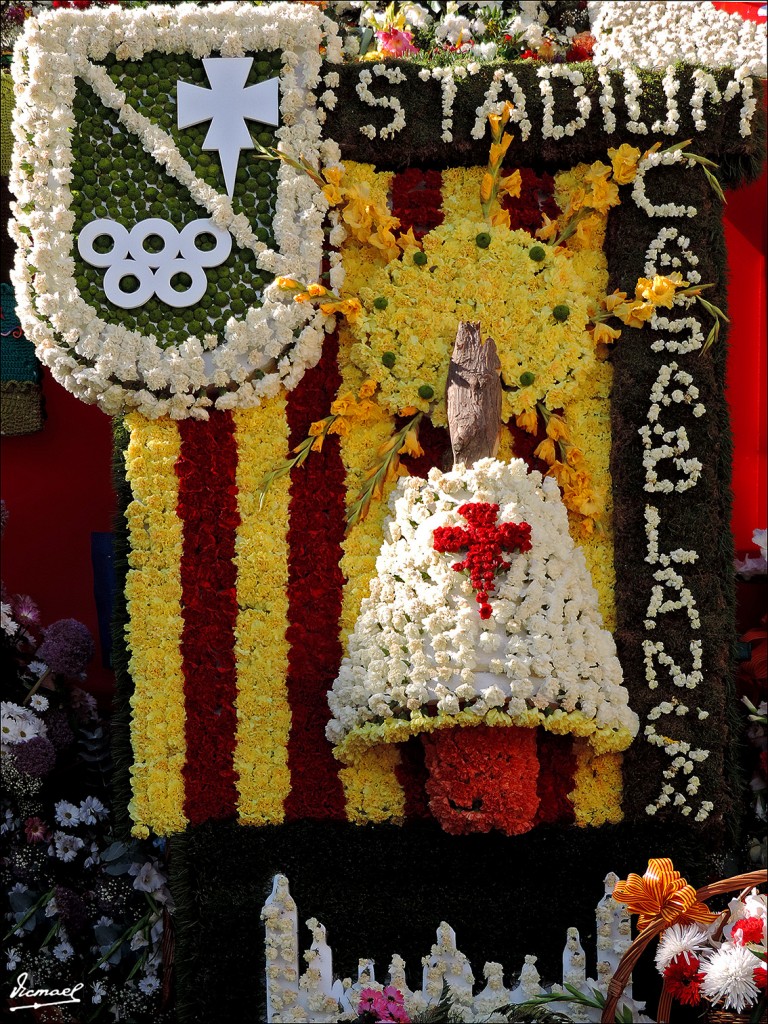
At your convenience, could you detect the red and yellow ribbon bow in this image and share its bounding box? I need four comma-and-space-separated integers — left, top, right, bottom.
613, 858, 719, 932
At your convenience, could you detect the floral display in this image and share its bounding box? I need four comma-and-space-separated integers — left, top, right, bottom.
5, 1, 767, 1020
2, 506, 170, 1022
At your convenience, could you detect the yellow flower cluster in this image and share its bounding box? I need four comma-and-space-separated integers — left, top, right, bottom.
346, 211, 605, 426
335, 321, 408, 824
233, 402, 292, 826
569, 740, 624, 828
123, 414, 188, 837
322, 164, 415, 263
334, 707, 636, 768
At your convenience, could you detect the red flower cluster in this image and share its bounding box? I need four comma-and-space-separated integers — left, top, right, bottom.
433, 502, 531, 619
422, 725, 540, 835
731, 916, 765, 945
501, 167, 560, 236
663, 953, 705, 1007
391, 167, 445, 241
177, 413, 241, 825
284, 330, 347, 822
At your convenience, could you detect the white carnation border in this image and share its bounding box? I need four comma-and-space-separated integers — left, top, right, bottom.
9, 2, 343, 419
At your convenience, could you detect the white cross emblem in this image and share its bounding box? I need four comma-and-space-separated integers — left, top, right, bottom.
177, 57, 280, 198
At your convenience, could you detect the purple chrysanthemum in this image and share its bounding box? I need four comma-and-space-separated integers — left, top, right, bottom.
13, 735, 56, 777
37, 619, 94, 676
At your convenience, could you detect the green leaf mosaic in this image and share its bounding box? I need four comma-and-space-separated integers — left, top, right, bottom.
70, 49, 282, 351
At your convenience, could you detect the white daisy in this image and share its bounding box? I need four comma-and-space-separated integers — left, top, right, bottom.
54, 831, 85, 863
53, 940, 74, 962
29, 695, 49, 712
54, 801, 80, 827
655, 922, 710, 970
701, 944, 761, 1013
138, 974, 160, 996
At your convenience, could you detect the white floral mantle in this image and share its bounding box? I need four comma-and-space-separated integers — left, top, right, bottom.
327, 459, 639, 760
9, 2, 343, 419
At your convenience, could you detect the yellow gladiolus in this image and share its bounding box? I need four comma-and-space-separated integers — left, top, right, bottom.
480, 172, 494, 205
328, 417, 350, 437
545, 413, 570, 442
323, 166, 344, 186
322, 182, 344, 206
398, 427, 425, 458
516, 408, 539, 434
489, 135, 513, 166
635, 273, 686, 309
608, 143, 642, 185
585, 176, 620, 213
591, 321, 622, 345
534, 437, 557, 464
358, 379, 377, 399
536, 213, 559, 242
276, 277, 301, 290
498, 169, 522, 199
330, 392, 356, 417
490, 207, 511, 229
307, 282, 328, 297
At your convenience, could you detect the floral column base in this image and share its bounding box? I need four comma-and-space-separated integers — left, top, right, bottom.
421, 724, 540, 836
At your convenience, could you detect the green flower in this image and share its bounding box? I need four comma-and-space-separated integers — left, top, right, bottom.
529, 245, 546, 263
553, 304, 570, 322
418, 384, 434, 400
475, 232, 491, 249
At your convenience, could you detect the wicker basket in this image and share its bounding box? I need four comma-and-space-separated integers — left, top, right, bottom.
600, 870, 766, 1024
704, 1007, 763, 1024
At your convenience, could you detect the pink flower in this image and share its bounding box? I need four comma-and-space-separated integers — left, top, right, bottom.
375, 29, 418, 57
24, 816, 51, 843
357, 986, 410, 1023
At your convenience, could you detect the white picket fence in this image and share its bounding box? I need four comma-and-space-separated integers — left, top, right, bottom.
261, 872, 654, 1023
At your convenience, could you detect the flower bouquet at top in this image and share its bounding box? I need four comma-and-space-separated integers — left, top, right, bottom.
603, 859, 766, 1024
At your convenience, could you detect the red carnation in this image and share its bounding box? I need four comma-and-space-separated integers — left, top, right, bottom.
754, 965, 767, 992
732, 916, 765, 945
663, 954, 705, 1007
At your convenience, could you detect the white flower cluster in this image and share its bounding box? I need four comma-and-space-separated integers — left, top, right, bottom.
327, 459, 638, 748
356, 64, 407, 140
588, 0, 767, 81
9, 3, 342, 419
640, 362, 705, 494
632, 149, 698, 219
636, 218, 716, 820
1, 701, 46, 750
470, 67, 532, 142
538, 65, 591, 141
651, 66, 681, 136
644, 227, 701, 284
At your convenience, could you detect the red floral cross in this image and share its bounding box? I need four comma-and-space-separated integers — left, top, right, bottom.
433, 502, 532, 619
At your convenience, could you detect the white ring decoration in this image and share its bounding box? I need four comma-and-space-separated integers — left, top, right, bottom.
103, 260, 156, 309
152, 259, 208, 308
127, 218, 182, 269
179, 219, 232, 268
77, 219, 130, 268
